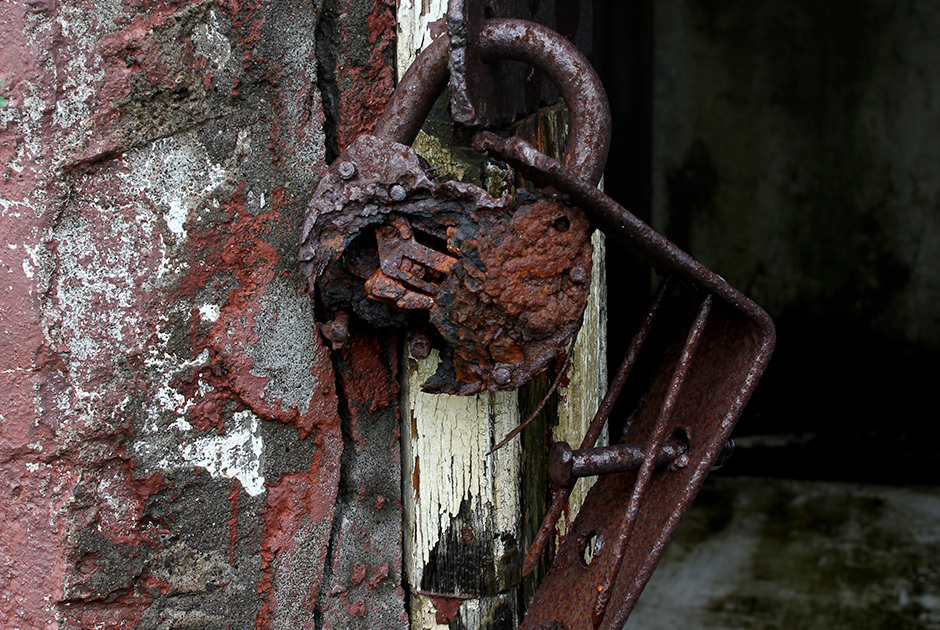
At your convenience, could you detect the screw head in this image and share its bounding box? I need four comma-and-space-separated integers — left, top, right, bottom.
390, 184, 407, 201
493, 366, 512, 386
570, 266, 588, 284
409, 334, 432, 360
337, 161, 356, 179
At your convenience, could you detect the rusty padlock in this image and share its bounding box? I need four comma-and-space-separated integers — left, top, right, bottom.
299, 19, 610, 395
300, 17, 776, 629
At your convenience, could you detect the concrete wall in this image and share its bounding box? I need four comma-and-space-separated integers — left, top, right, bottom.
0, 1, 405, 627
652, 0, 940, 472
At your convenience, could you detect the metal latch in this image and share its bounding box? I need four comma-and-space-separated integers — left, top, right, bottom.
299, 17, 775, 629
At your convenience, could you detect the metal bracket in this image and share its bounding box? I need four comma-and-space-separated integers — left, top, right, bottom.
475, 131, 776, 629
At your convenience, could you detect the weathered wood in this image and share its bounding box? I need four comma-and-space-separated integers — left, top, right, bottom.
396, 3, 606, 627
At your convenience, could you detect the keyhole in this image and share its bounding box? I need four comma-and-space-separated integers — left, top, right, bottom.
552, 216, 570, 232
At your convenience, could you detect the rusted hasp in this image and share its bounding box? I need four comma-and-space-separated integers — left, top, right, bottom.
300, 19, 610, 395
474, 131, 776, 629
300, 15, 775, 628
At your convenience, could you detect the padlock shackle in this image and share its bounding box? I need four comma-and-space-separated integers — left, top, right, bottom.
373, 18, 611, 186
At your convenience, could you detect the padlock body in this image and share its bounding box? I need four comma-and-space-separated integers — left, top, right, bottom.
300, 134, 592, 394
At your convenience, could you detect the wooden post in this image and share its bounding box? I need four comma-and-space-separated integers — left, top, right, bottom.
396, 4, 606, 627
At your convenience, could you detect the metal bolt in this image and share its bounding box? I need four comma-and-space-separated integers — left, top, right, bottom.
337, 161, 356, 179
409, 332, 432, 360
569, 266, 588, 284
493, 366, 512, 386
389, 184, 407, 201
320, 310, 350, 350
548, 439, 689, 487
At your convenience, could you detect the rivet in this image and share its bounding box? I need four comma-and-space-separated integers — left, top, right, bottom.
390, 184, 407, 201
409, 333, 432, 360
337, 161, 356, 179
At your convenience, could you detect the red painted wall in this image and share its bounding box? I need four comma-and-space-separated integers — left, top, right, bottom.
0, 0, 403, 627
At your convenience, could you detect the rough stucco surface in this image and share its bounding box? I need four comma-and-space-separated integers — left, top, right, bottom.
0, 0, 402, 627
651, 0, 940, 474
653, 0, 940, 351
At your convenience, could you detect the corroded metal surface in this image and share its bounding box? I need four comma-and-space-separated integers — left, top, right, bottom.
446, 0, 592, 127
474, 131, 776, 630
303, 18, 609, 395
374, 18, 611, 185
299, 134, 593, 395
302, 15, 774, 629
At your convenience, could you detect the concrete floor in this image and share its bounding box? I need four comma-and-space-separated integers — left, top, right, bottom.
626, 477, 940, 629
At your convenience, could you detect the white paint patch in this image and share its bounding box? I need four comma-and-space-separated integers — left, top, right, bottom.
124, 133, 228, 240
396, 0, 449, 75
402, 350, 521, 582
180, 410, 266, 496
144, 347, 210, 430
199, 303, 221, 323
192, 9, 232, 71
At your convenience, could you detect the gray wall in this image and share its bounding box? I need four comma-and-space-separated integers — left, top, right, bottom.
651, 0, 940, 478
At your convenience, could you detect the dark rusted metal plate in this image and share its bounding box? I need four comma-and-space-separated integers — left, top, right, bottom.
298, 134, 593, 395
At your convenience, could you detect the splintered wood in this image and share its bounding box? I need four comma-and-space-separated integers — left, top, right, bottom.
396, 2, 606, 627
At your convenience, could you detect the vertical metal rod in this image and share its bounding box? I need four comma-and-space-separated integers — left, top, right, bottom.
591, 294, 712, 627
522, 279, 670, 575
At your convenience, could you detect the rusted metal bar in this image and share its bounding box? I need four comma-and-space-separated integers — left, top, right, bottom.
522, 280, 669, 575
445, 0, 590, 127
473, 132, 776, 321
473, 133, 776, 630
548, 439, 688, 488
592, 295, 712, 626
374, 19, 610, 185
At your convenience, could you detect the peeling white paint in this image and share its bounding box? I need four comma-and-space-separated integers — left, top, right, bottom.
402, 351, 521, 580
556, 230, 608, 534
145, 347, 210, 430
396, 0, 448, 74
199, 303, 221, 323
180, 410, 266, 496
396, 3, 607, 621
124, 133, 228, 240
192, 10, 232, 71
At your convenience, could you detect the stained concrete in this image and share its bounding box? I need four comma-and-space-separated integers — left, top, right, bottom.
629, 477, 940, 629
